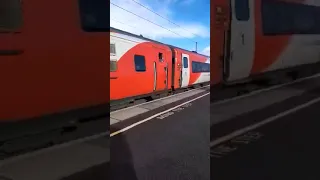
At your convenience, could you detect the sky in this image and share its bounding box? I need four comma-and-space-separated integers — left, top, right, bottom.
110, 0, 210, 56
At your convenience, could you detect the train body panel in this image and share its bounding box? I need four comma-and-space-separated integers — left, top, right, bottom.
192, 57, 210, 84
173, 48, 210, 87
211, 0, 228, 85
0, 0, 109, 122
110, 28, 210, 102
170, 48, 181, 90
110, 30, 173, 101
258, 0, 320, 73
185, 51, 210, 85
212, 0, 320, 85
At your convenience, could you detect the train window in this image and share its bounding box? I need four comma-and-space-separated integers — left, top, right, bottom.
206, 63, 210, 72
159, 53, 163, 62
192, 62, 198, 72
110, 60, 117, 72
183, 57, 188, 68
134, 55, 146, 72
235, 0, 249, 21
192, 61, 210, 73
78, 0, 109, 32
110, 44, 116, 56
262, 1, 320, 35
0, 0, 23, 32
202, 63, 207, 72
294, 12, 316, 33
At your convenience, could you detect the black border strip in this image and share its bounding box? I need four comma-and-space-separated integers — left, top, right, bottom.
0, 50, 24, 56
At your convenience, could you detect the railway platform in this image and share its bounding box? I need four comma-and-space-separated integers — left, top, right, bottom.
211, 73, 320, 180
0, 133, 109, 180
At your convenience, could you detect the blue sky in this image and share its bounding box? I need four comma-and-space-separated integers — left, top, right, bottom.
110, 0, 210, 55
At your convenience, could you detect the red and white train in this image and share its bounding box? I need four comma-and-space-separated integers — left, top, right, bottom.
212, 0, 320, 86
110, 28, 210, 107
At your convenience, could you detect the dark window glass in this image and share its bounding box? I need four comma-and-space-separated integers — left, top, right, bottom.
134, 55, 146, 72
110, 44, 116, 55
262, 1, 320, 35
192, 61, 210, 73
183, 57, 188, 68
193, 62, 199, 72
159, 53, 163, 62
110, 61, 117, 72
78, 0, 109, 32
0, 0, 23, 32
235, 0, 250, 21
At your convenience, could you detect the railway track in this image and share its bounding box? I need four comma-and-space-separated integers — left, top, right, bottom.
110, 83, 210, 112
211, 69, 320, 103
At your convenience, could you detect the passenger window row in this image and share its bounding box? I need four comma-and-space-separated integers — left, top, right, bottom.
262, 0, 320, 35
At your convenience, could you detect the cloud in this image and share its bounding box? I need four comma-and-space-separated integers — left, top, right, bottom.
201, 46, 210, 56
110, 0, 209, 40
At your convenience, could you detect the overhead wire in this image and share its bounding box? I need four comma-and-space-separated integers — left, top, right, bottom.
110, 18, 138, 30
130, 0, 201, 38
110, 1, 197, 44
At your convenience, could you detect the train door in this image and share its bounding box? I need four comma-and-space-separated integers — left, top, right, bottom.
181, 53, 190, 88
212, 1, 229, 85
227, 0, 255, 82
153, 48, 168, 92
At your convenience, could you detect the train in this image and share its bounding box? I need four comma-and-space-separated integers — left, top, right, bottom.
212, 0, 320, 86
110, 27, 210, 109
0, 0, 109, 155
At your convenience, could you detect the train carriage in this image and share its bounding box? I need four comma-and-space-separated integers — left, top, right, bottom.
110, 28, 210, 105
212, 0, 320, 85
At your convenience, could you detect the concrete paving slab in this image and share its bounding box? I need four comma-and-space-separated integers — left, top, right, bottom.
0, 142, 109, 180
111, 107, 149, 121
140, 101, 166, 110
140, 90, 205, 110
110, 87, 207, 125
180, 90, 204, 98
110, 118, 120, 125
211, 88, 305, 126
